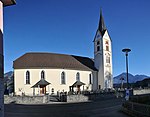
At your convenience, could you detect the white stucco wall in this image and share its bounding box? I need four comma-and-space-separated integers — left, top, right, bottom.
0, 2, 4, 117
14, 68, 93, 96
103, 30, 113, 89
94, 30, 113, 89
0, 2, 3, 33
92, 71, 98, 90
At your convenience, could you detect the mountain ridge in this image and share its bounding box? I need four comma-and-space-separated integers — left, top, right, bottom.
113, 73, 149, 84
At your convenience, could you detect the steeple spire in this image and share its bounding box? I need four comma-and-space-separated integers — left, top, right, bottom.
98, 9, 107, 36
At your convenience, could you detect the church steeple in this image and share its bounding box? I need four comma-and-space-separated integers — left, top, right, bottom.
93, 9, 113, 90
98, 9, 107, 36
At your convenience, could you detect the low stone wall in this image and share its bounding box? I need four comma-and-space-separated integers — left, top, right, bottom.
5, 95, 89, 104
67, 94, 89, 102
133, 89, 150, 95
5, 93, 117, 104
66, 93, 116, 102
4, 95, 49, 104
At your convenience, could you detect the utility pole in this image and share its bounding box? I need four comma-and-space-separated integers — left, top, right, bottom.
0, 0, 16, 116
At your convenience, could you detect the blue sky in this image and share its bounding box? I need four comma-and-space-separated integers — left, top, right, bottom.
3, 0, 150, 76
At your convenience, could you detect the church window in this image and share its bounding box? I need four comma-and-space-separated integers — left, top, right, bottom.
61, 72, 66, 84
97, 46, 100, 51
105, 41, 109, 44
76, 72, 80, 81
41, 70, 45, 79
26, 71, 30, 84
89, 74, 92, 84
97, 41, 100, 45
106, 46, 109, 51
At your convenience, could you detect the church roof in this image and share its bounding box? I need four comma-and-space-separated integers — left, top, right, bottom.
13, 52, 97, 71
1, 0, 16, 7
31, 79, 51, 88
98, 9, 107, 36
93, 9, 107, 42
72, 81, 85, 87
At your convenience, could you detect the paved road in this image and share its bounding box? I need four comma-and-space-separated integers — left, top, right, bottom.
5, 98, 130, 117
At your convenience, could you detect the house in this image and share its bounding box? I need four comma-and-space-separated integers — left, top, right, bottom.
13, 10, 113, 96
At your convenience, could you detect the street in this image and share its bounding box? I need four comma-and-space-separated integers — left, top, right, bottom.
5, 97, 130, 117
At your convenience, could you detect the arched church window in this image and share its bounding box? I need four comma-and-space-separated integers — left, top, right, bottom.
26, 71, 30, 84
89, 74, 92, 84
76, 72, 80, 81
97, 41, 100, 45
61, 72, 66, 84
41, 70, 45, 79
97, 46, 100, 51
106, 46, 109, 51
105, 41, 109, 45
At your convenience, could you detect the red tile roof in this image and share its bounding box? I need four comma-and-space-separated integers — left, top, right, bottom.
13, 52, 97, 71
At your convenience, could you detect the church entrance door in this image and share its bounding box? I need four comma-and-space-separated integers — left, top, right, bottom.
40, 86, 46, 94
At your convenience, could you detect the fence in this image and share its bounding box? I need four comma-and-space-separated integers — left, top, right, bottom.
122, 101, 150, 117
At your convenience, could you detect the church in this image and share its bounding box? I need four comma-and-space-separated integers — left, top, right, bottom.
13, 10, 113, 96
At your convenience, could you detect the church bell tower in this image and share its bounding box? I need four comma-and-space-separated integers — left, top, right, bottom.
94, 10, 113, 89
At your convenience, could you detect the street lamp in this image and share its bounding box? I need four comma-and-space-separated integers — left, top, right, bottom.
0, 0, 16, 117
122, 48, 131, 89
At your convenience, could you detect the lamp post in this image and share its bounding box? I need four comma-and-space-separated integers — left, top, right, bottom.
122, 48, 131, 89
0, 0, 16, 116
120, 77, 124, 89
